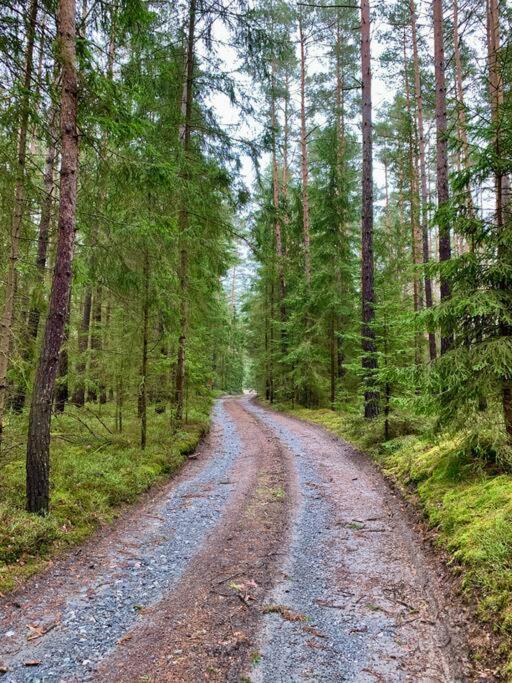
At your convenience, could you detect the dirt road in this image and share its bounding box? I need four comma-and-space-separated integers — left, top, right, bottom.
0, 396, 473, 682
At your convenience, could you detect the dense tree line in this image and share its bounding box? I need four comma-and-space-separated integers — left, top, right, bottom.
0, 0, 246, 513
246, 0, 512, 462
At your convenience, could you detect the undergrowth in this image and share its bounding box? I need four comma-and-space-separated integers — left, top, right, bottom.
0, 398, 211, 593
278, 403, 512, 677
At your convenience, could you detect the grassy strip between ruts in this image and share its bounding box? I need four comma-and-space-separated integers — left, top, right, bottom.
0, 398, 212, 594
271, 403, 512, 678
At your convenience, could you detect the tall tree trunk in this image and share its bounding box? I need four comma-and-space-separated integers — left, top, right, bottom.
72, 291, 91, 406
54, 290, 72, 413
11, 103, 59, 413
175, 0, 196, 425
140, 253, 149, 449
433, 0, 452, 354
298, 16, 311, 285
403, 33, 423, 366
28, 109, 59, 341
0, 0, 38, 439
410, 0, 436, 360
452, 0, 473, 215
26, 0, 78, 514
360, 0, 379, 418
329, 313, 336, 407
88, 289, 102, 402
271, 59, 287, 392
271, 60, 287, 349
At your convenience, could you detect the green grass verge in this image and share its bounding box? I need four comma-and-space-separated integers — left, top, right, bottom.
278, 404, 512, 677
0, 398, 211, 594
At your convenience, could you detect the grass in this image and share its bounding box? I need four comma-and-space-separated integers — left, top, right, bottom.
277, 403, 512, 677
0, 397, 211, 594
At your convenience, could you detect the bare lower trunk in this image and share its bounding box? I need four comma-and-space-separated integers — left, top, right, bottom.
140, 254, 149, 449
175, 245, 188, 423
433, 0, 452, 354
360, 0, 379, 417
0, 0, 38, 438
88, 289, 102, 402
271, 61, 287, 343
175, 0, 196, 425
410, 0, 436, 360
26, 0, 78, 514
28, 107, 59, 342
72, 290, 92, 405
403, 33, 423, 366
54, 291, 72, 414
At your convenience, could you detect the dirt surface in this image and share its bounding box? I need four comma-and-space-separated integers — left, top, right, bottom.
0, 396, 482, 682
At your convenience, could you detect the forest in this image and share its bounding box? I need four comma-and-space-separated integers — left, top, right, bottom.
0, 0, 512, 678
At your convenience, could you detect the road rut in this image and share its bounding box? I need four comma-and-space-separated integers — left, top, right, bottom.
0, 396, 472, 681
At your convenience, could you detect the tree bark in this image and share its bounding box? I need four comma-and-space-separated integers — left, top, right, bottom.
26, 0, 78, 514
54, 290, 72, 413
72, 291, 91, 406
433, 0, 452, 354
299, 16, 312, 285
271, 60, 287, 344
140, 253, 149, 449
10, 103, 59, 414
360, 0, 379, 417
0, 0, 38, 438
410, 0, 436, 360
175, 0, 197, 425
403, 33, 423, 366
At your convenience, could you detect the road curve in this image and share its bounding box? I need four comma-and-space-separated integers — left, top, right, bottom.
0, 396, 472, 682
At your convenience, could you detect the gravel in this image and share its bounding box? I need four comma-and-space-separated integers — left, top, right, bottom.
0, 399, 242, 683
244, 401, 457, 683
245, 402, 366, 682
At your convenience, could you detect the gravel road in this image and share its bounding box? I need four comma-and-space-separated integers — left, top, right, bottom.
0, 396, 474, 682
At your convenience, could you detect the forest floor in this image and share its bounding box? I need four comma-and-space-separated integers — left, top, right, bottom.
0, 396, 492, 682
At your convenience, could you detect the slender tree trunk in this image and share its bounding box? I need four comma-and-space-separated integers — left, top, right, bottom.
452, 0, 473, 201
298, 16, 311, 285
140, 253, 149, 449
54, 290, 72, 413
26, 0, 78, 514
330, 314, 336, 407
11, 104, 59, 414
28, 110, 59, 341
0, 0, 38, 438
403, 34, 423, 366
433, 0, 452, 354
175, 0, 196, 425
360, 0, 379, 418
271, 60, 287, 360
88, 289, 102, 402
410, 0, 436, 360
72, 291, 91, 405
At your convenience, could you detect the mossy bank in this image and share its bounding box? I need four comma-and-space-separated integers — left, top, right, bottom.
274, 404, 512, 679
0, 398, 211, 594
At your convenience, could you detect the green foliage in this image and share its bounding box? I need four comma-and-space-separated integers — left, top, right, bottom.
0, 399, 211, 592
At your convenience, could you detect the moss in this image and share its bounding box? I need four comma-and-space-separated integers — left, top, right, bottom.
0, 398, 211, 593
282, 404, 512, 676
